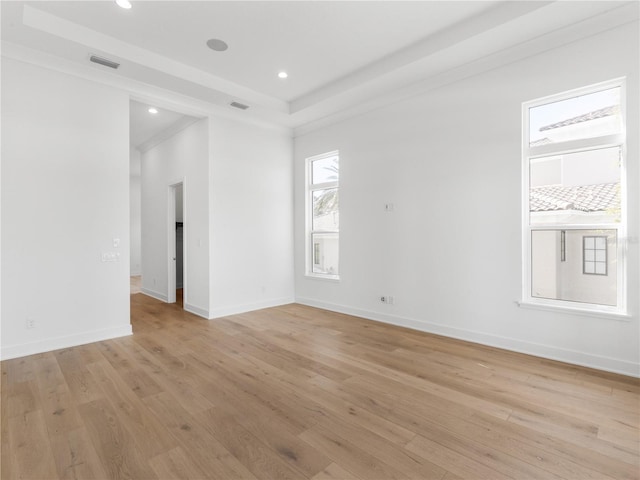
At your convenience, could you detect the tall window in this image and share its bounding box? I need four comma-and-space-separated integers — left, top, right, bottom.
523, 80, 626, 313
307, 151, 339, 279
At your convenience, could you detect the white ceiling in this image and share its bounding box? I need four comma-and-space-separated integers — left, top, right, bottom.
10, 1, 500, 102
2, 1, 638, 137
129, 100, 198, 151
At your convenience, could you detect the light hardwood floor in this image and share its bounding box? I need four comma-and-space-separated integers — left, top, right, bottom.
130, 275, 142, 295
2, 295, 639, 479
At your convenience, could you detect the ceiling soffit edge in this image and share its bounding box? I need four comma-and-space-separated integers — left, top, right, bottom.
292, 2, 639, 137
21, 4, 288, 114
4, 1, 637, 138
290, 0, 555, 113
1, 42, 295, 137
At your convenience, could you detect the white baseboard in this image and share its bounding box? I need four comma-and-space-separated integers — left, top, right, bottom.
296, 297, 640, 378
184, 303, 209, 319
141, 287, 168, 302
0, 324, 133, 361
209, 296, 295, 320
141, 290, 209, 319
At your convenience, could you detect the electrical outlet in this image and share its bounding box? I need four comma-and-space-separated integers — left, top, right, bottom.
380, 295, 394, 304
26, 317, 36, 329
101, 252, 120, 262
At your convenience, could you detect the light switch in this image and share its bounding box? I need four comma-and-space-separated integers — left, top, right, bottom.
113, 238, 120, 248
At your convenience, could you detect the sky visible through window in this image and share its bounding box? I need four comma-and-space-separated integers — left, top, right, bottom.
529, 87, 621, 144
311, 155, 339, 184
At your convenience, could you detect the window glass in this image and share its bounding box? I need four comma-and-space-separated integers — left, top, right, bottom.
529, 87, 621, 147
311, 233, 339, 275
312, 189, 339, 231
307, 151, 339, 278
524, 81, 625, 313
312, 155, 339, 184
529, 146, 620, 225
531, 229, 616, 306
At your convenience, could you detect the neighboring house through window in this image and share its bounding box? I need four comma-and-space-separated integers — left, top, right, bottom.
306, 151, 339, 279
523, 80, 626, 312
583, 236, 608, 276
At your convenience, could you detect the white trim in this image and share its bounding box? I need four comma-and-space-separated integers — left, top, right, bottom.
295, 298, 640, 378
167, 178, 187, 308
167, 184, 177, 304
516, 300, 631, 321
141, 287, 168, 302
0, 325, 133, 361
184, 303, 209, 319
304, 273, 341, 282
208, 297, 295, 320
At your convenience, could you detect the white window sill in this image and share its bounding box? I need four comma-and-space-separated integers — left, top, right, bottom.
305, 273, 340, 283
516, 300, 631, 321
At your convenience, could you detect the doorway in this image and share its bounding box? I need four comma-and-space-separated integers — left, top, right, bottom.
168, 181, 185, 306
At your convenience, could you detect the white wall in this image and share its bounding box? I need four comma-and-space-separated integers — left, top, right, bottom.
294, 22, 639, 376
130, 147, 142, 275
175, 183, 184, 222
141, 119, 210, 317
209, 117, 294, 318
1, 58, 132, 359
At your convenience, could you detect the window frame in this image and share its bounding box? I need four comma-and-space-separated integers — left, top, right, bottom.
521, 78, 627, 316
305, 151, 340, 280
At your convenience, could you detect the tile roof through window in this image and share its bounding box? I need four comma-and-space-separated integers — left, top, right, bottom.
539, 105, 618, 132
530, 182, 619, 212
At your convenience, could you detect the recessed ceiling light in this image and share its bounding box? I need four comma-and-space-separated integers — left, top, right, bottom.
148, 107, 158, 114
278, 71, 288, 79
115, 0, 132, 9
206, 38, 228, 52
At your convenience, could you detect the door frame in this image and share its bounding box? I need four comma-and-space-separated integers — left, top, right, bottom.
167, 179, 185, 305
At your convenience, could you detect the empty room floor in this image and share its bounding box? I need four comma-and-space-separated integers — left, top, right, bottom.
130, 275, 142, 294
1, 295, 638, 479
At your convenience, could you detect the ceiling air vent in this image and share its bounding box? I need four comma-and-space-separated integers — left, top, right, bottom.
89, 55, 120, 69
230, 101, 249, 110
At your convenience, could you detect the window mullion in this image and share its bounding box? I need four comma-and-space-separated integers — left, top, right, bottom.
527, 134, 623, 158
